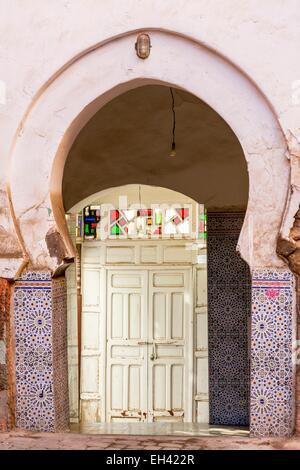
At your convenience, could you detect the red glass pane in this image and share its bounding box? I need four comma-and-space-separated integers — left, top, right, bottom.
138, 209, 152, 217
110, 210, 119, 223
119, 217, 126, 227
176, 208, 189, 220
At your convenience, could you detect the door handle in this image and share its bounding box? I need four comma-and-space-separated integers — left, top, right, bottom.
150, 343, 157, 361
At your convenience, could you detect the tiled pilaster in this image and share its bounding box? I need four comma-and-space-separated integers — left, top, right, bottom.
250, 269, 295, 437
207, 212, 251, 426
14, 271, 69, 432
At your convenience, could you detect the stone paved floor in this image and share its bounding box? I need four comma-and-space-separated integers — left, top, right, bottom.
0, 430, 299, 450
70, 422, 250, 437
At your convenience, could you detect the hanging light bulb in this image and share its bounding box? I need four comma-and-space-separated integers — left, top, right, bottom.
170, 141, 176, 157
169, 88, 176, 157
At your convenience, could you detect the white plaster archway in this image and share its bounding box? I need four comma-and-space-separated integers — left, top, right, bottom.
8, 30, 289, 272
7, 29, 297, 438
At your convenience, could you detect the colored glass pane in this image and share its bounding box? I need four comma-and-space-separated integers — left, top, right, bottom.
176, 208, 189, 219
110, 210, 119, 223
83, 205, 101, 239
198, 204, 207, 240
138, 209, 152, 217
154, 209, 162, 225
111, 224, 121, 235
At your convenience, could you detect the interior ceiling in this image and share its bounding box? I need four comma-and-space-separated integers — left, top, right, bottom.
63, 85, 248, 211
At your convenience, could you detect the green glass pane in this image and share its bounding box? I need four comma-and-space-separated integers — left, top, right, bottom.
85, 224, 89, 233
111, 224, 121, 235
155, 210, 162, 225
198, 231, 207, 239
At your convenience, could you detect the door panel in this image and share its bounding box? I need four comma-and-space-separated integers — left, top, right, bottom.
106, 270, 148, 422
147, 270, 190, 422
106, 268, 192, 423
153, 293, 166, 339
171, 292, 184, 339
128, 294, 142, 339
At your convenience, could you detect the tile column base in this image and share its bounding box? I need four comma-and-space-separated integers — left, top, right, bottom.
250, 269, 295, 437
14, 271, 69, 432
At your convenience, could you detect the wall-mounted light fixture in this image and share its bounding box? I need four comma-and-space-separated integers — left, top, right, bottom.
135, 33, 151, 59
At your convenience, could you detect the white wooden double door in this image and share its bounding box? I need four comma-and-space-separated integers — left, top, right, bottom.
106, 268, 192, 423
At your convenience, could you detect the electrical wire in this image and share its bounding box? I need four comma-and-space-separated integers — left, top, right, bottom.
170, 87, 176, 148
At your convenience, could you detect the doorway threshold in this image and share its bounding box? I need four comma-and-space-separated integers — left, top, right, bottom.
70, 422, 249, 437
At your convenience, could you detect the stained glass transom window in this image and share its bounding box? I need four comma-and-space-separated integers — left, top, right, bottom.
109, 207, 191, 238
110, 209, 159, 237
83, 205, 100, 239
198, 204, 207, 240
74, 203, 206, 241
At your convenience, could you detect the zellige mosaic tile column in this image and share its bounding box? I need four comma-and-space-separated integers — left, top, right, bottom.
207, 212, 251, 426
14, 271, 69, 432
250, 269, 295, 437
